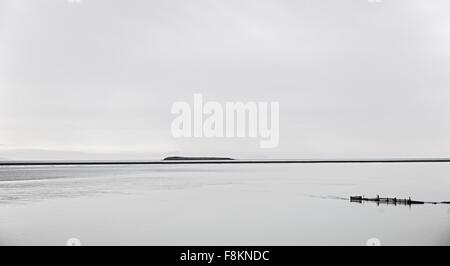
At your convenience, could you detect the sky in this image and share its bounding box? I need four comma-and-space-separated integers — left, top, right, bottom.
0, 0, 450, 160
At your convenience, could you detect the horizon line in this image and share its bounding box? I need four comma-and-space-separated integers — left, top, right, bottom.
1, 158, 450, 166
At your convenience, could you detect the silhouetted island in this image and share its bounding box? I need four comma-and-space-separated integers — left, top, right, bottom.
163, 156, 235, 161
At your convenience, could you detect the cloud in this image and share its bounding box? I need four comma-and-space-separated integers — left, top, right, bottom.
1, 0, 450, 159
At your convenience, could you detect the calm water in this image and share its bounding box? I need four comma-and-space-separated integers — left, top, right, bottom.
0, 163, 449, 246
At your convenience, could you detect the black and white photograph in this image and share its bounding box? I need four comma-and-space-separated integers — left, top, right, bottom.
1, 0, 450, 251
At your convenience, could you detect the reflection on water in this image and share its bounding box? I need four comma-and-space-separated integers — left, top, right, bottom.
0, 165, 247, 204
0, 164, 449, 246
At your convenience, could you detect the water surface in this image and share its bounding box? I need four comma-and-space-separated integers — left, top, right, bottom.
0, 163, 449, 246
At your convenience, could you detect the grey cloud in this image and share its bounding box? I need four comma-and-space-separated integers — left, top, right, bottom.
1, 0, 450, 159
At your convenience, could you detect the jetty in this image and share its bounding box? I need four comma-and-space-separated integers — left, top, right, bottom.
349, 195, 447, 206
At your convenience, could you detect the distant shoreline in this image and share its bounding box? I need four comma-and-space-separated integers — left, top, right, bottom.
1, 158, 450, 166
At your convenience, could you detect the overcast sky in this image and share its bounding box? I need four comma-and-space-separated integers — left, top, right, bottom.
1, 0, 450, 160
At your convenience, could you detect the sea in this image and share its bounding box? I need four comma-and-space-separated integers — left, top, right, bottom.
0, 163, 449, 246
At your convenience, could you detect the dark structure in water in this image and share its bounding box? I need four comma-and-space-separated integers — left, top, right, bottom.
349, 195, 450, 206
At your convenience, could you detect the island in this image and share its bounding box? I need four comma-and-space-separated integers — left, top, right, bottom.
163, 156, 235, 161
